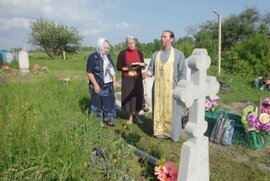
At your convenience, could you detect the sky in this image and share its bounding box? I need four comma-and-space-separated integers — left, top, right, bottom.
0, 0, 270, 50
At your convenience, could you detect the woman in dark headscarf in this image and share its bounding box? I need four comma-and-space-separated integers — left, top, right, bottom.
86, 38, 117, 127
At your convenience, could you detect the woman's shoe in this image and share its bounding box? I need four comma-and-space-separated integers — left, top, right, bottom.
136, 119, 143, 124
106, 122, 116, 127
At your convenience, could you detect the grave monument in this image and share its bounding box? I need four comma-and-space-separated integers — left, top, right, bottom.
18, 50, 29, 74
173, 49, 219, 181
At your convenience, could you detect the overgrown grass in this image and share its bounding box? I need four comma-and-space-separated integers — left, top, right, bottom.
0, 63, 142, 180
208, 66, 269, 103
0, 51, 269, 180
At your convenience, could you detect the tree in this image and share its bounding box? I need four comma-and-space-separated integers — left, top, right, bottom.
223, 32, 270, 80
222, 8, 259, 50
193, 22, 218, 64
175, 37, 194, 57
28, 18, 83, 58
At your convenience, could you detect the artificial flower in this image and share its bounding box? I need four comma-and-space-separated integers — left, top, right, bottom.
155, 161, 178, 181
261, 98, 270, 115
246, 113, 261, 129
262, 98, 270, 107
205, 98, 219, 112
41, 66, 48, 73
33, 64, 40, 73
259, 113, 270, 124
242, 98, 270, 133
2, 65, 10, 70
261, 123, 270, 132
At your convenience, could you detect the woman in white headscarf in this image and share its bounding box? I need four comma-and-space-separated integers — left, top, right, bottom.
86, 38, 117, 127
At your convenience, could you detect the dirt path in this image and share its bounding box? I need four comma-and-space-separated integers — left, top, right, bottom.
220, 102, 244, 115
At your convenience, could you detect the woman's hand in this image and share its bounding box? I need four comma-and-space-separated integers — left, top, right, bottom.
94, 85, 101, 94
113, 81, 118, 90
122, 67, 129, 71
142, 72, 149, 79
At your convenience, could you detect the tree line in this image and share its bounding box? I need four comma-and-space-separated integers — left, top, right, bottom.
28, 8, 270, 80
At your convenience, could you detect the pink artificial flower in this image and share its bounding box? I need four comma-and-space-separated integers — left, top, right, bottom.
157, 172, 167, 181
155, 161, 178, 181
205, 98, 219, 111
164, 162, 177, 175
261, 98, 270, 115
33, 64, 40, 73
261, 123, 270, 132
170, 170, 178, 180
205, 99, 212, 110
262, 98, 270, 107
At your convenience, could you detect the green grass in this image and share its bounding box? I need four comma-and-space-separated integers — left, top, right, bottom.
0, 60, 142, 180
207, 66, 269, 104
0, 51, 269, 180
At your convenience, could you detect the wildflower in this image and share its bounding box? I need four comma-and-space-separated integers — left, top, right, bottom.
121, 123, 130, 130
58, 76, 70, 84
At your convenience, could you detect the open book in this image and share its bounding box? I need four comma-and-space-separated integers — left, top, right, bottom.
128, 62, 147, 67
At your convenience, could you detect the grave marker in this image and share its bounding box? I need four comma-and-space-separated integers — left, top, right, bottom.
173, 49, 219, 181
18, 50, 29, 74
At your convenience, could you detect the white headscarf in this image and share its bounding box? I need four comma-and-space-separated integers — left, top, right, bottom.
96, 38, 115, 83
96, 37, 107, 55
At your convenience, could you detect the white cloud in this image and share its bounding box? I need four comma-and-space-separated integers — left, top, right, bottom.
0, 0, 136, 48
0, 0, 54, 18
0, 18, 29, 31
115, 22, 132, 29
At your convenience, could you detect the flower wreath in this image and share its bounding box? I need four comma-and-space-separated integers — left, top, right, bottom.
241, 98, 270, 133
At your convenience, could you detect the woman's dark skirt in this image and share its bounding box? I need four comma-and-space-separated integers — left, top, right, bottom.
90, 82, 116, 123
121, 76, 144, 112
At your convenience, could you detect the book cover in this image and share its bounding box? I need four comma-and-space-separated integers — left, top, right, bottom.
128, 62, 147, 67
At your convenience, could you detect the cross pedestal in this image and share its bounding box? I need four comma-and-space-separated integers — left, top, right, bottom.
173, 49, 219, 181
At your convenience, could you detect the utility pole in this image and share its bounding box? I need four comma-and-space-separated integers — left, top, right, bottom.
213, 10, 221, 76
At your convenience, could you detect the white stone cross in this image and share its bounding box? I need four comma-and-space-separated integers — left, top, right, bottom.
173, 49, 219, 181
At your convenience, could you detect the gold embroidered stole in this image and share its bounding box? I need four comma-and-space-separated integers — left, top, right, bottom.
153, 48, 174, 137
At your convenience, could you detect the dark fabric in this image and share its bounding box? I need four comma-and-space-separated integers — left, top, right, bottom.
90, 84, 116, 122
86, 51, 115, 94
117, 49, 145, 113
86, 51, 116, 122
121, 76, 144, 112
210, 112, 228, 144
